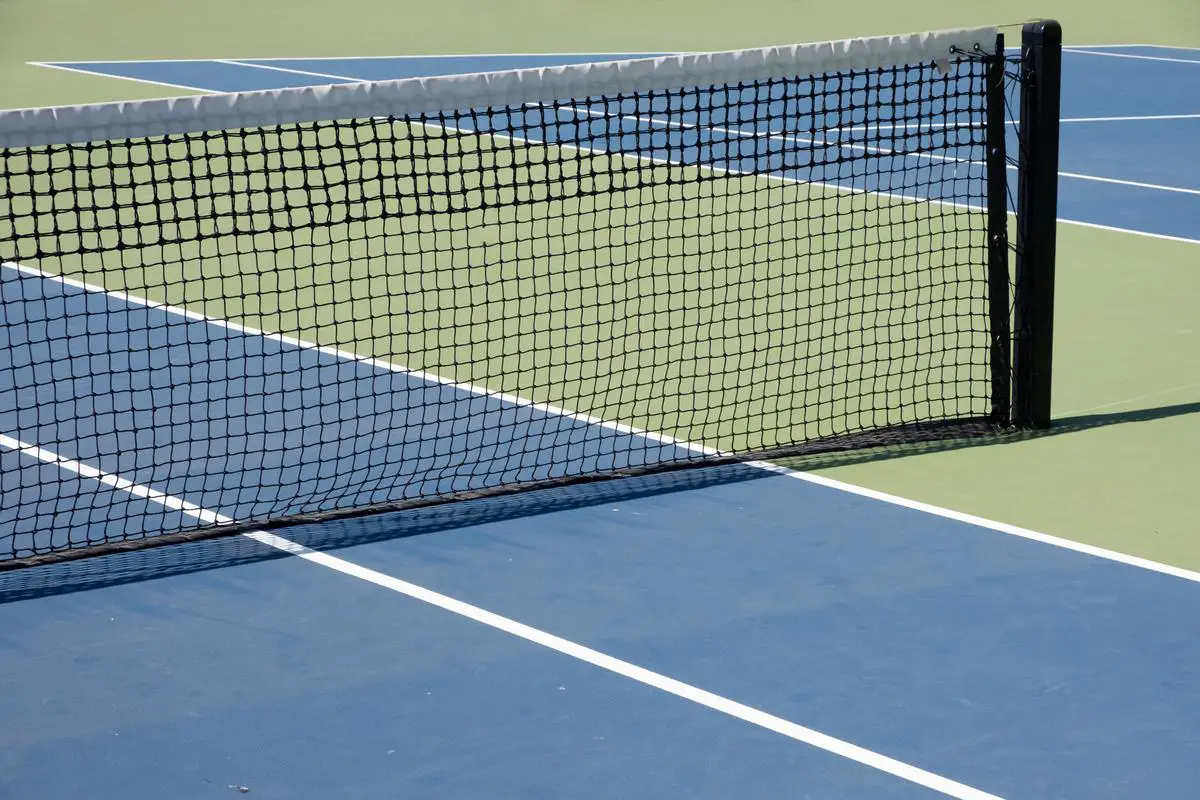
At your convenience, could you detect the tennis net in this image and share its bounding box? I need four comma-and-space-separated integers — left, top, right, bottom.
0, 22, 1062, 568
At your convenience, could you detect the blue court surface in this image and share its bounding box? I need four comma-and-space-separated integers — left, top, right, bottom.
2, 46, 1200, 800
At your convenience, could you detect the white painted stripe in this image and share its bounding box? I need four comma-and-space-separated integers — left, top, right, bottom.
1056, 170, 1200, 196
838, 111, 1200, 132
0, 431, 1004, 800
273, 536, 1007, 800
1064, 48, 1200, 65
24, 62, 212, 96
1062, 44, 1200, 50
249, 51, 674, 61
1122, 44, 1200, 52
213, 59, 363, 84
1057, 43, 1189, 50
1061, 381, 1200, 415
1049, 217, 1200, 245
560, 103, 1200, 198
32, 43, 1198, 68
42, 52, 669, 66
0, 436, 229, 526
747, 461, 1200, 584
553, 102, 988, 192
45, 43, 1193, 67
1058, 112, 1200, 123
556, 105, 1200, 237
508, 100, 988, 215
0, 260, 720, 457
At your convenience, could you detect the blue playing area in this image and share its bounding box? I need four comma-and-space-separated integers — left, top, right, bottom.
3, 45, 1200, 800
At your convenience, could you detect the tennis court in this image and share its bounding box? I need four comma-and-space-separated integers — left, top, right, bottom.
2, 12, 1199, 800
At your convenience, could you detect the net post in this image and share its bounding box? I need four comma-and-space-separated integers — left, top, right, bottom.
984, 33, 1012, 426
1013, 19, 1062, 429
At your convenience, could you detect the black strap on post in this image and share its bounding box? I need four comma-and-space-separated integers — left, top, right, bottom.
984, 33, 1011, 426
1013, 20, 1063, 429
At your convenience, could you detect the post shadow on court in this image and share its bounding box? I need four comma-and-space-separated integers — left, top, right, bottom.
2, 398, 1195, 605
776, 400, 1200, 471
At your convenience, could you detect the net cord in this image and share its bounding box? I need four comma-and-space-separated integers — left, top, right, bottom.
0, 26, 999, 148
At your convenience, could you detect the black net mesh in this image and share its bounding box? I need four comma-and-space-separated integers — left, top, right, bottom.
1, 53, 1011, 566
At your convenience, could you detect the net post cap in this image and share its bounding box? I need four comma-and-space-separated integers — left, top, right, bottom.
1022, 19, 1063, 44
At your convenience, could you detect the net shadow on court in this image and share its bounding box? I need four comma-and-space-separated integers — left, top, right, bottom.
778, 400, 1200, 471
7, 398, 1190, 604
0, 460, 780, 603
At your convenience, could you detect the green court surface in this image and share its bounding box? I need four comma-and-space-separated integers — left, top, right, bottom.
10, 120, 995, 457
2, 0, 1198, 569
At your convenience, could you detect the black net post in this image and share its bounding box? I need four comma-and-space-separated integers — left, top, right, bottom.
984, 33, 1012, 425
1013, 20, 1063, 429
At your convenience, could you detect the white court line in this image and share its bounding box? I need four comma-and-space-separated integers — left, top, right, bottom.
213, 59, 363, 83
248, 51, 671, 61
1120, 44, 1200, 52
1057, 170, 1200, 197
6, 256, 1200, 586
1063, 44, 1170, 50
1056, 43, 1188, 50
839, 112, 1200, 132
1073, 44, 1200, 53
1064, 48, 1200, 65
33, 44, 1200, 68
438, 111, 989, 213
0, 260, 717, 456
40, 51, 665, 66
554, 101, 985, 183
752, 460, 1200, 584
1058, 113, 1200, 123
41, 44, 1195, 66
558, 103, 1200, 198
1053, 218, 1200, 245
26, 61, 213, 95
0, 431, 1003, 800
1061, 382, 1200, 416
